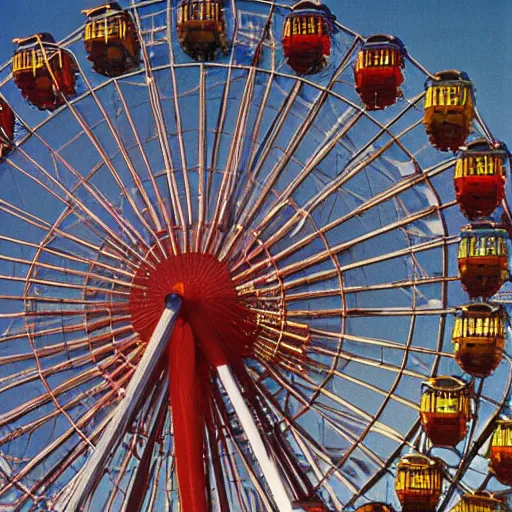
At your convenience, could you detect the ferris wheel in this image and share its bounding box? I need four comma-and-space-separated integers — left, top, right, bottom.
0, 1, 511, 511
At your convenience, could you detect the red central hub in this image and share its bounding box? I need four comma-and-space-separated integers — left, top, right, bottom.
129, 251, 254, 364
129, 250, 256, 512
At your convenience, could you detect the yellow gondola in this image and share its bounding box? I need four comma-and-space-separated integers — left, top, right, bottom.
458, 223, 509, 299
420, 376, 472, 447
449, 492, 502, 512
490, 419, 512, 485
83, 2, 141, 77
177, 0, 228, 61
452, 303, 506, 377
395, 454, 443, 512
424, 70, 474, 152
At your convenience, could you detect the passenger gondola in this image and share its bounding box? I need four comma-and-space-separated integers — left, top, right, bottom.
354, 35, 406, 110
83, 2, 141, 77
282, 1, 335, 75
12, 33, 78, 111
424, 70, 474, 152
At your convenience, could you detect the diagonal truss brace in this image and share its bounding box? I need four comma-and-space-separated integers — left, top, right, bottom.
57, 294, 182, 512
217, 364, 293, 512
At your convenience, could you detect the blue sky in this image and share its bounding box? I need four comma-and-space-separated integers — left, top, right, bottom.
1, 0, 510, 143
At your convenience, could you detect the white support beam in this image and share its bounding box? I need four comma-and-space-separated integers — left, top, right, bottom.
217, 364, 293, 512
60, 294, 182, 512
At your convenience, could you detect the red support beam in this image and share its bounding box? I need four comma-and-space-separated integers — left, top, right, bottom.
168, 318, 208, 512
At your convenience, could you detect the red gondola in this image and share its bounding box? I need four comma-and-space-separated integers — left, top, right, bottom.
424, 70, 474, 152
490, 420, 512, 485
452, 302, 506, 377
12, 33, 78, 111
454, 139, 508, 220
83, 2, 141, 77
0, 100, 15, 159
420, 376, 472, 447
395, 454, 443, 512
354, 35, 406, 110
282, 1, 335, 75
458, 223, 509, 299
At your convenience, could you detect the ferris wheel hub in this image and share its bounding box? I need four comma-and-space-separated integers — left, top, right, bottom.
129, 250, 255, 362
